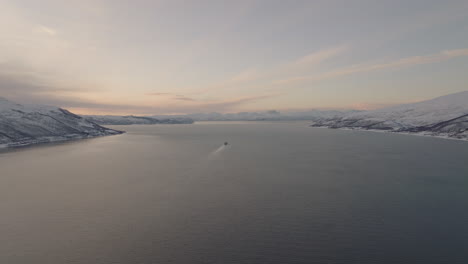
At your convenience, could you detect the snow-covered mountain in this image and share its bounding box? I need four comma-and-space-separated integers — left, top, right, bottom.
152, 109, 354, 122
84, 115, 194, 125
0, 98, 123, 148
311, 91, 468, 140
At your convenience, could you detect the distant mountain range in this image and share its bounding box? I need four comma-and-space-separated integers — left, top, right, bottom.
311, 91, 468, 141
85, 109, 355, 124
0, 98, 122, 148
1, 90, 467, 148
84, 115, 194, 125
152, 109, 356, 122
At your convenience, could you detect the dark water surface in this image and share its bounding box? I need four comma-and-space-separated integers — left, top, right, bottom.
1, 122, 468, 264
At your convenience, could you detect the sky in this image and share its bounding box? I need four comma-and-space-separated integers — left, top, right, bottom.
0, 0, 468, 115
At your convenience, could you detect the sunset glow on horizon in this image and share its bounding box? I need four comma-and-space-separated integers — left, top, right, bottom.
1, 0, 468, 115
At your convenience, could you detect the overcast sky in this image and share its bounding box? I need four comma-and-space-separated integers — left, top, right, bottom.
1, 0, 468, 114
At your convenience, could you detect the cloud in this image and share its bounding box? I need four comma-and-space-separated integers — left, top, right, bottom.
0, 72, 48, 97
349, 102, 397, 111
145, 92, 173, 96
285, 45, 348, 69
273, 48, 468, 85
0, 60, 107, 109
173, 95, 196, 101
227, 68, 260, 83
442, 48, 468, 57
65, 94, 277, 115
145, 92, 196, 102
0, 58, 274, 115
179, 94, 276, 113
0, 66, 276, 114
192, 44, 349, 95
36, 25, 57, 36
361, 1, 468, 49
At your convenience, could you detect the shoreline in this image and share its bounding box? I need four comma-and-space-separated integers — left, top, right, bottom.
312, 126, 468, 142
0, 132, 124, 150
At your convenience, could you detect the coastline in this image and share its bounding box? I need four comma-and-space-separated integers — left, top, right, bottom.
312, 126, 468, 143
0, 131, 124, 150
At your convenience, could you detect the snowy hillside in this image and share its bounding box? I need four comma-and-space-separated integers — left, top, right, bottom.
84, 115, 194, 125
311, 91, 468, 140
0, 98, 123, 148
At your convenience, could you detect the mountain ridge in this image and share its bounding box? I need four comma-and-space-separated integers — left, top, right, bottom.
84, 115, 194, 125
311, 91, 468, 141
0, 98, 123, 148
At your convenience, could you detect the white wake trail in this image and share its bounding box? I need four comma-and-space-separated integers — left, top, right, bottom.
213, 145, 225, 154
208, 144, 230, 160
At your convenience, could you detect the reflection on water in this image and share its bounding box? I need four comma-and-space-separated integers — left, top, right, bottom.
1, 122, 468, 264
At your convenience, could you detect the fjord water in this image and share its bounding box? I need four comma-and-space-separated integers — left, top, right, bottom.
1, 122, 468, 264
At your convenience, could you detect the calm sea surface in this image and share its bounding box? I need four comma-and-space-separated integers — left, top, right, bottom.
1, 122, 468, 264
